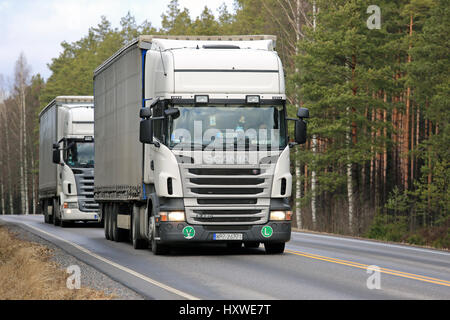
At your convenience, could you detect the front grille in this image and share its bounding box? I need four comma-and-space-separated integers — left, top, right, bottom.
178, 155, 278, 225
191, 188, 264, 195
197, 198, 257, 205
189, 168, 261, 175
73, 169, 99, 212
190, 178, 264, 185
185, 207, 269, 225
193, 209, 261, 215
195, 217, 261, 223
181, 165, 272, 199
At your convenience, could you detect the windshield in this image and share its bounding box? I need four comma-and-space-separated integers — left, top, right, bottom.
168, 105, 287, 150
64, 140, 94, 168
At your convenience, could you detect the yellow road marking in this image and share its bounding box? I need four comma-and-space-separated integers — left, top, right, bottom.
286, 249, 450, 288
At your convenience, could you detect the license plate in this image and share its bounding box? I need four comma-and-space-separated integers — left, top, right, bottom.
213, 233, 243, 240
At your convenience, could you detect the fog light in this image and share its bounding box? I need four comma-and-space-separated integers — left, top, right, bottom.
270, 211, 291, 221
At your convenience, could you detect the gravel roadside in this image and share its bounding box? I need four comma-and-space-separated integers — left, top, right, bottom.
0, 221, 145, 300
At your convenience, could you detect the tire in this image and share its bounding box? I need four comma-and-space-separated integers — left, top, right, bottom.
108, 204, 114, 241
111, 203, 127, 242
104, 204, 110, 240
264, 242, 285, 254
149, 216, 168, 255
244, 241, 260, 248
110, 203, 117, 241
43, 200, 49, 224
53, 198, 61, 226
132, 205, 148, 249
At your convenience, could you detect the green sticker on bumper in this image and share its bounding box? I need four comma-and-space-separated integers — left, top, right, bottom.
183, 226, 196, 239
261, 226, 273, 238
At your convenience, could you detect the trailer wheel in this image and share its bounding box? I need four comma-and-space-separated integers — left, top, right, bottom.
53, 198, 61, 226
264, 242, 285, 254
111, 203, 127, 242
43, 200, 49, 223
132, 205, 148, 249
103, 204, 110, 240
149, 216, 169, 255
110, 204, 117, 241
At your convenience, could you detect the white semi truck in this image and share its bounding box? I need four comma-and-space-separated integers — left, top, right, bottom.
39, 96, 99, 227
94, 35, 309, 254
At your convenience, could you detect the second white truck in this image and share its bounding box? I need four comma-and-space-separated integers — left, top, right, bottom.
39, 96, 99, 227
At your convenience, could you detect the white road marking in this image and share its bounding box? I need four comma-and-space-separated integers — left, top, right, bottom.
5, 218, 199, 300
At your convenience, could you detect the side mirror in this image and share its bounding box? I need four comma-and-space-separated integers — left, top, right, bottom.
164, 108, 180, 119
295, 119, 307, 145
139, 118, 153, 144
52, 148, 61, 164
297, 107, 309, 119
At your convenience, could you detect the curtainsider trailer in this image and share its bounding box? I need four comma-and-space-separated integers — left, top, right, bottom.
39, 96, 99, 227
93, 35, 309, 254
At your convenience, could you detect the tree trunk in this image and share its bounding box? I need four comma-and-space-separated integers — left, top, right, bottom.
294, 0, 302, 230
21, 83, 29, 215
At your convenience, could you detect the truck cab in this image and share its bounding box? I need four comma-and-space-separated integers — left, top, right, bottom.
39, 96, 99, 226
94, 36, 308, 253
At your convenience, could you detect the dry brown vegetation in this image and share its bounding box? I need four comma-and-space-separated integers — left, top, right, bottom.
0, 226, 114, 300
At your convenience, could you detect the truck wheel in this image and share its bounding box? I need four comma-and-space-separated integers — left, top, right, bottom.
264, 242, 285, 254
110, 204, 117, 241
132, 205, 148, 249
111, 203, 127, 242
104, 204, 110, 240
244, 241, 260, 248
53, 198, 61, 226
149, 216, 168, 255
43, 200, 49, 223
108, 204, 114, 241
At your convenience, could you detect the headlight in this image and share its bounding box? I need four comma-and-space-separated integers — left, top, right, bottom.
160, 211, 185, 222
269, 210, 292, 221
63, 202, 78, 209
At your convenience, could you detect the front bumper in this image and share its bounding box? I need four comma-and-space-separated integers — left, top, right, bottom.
61, 208, 100, 222
157, 221, 291, 244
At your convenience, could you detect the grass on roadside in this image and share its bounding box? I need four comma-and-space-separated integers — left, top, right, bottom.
0, 225, 115, 300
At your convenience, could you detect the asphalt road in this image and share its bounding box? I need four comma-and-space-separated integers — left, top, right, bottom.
1, 214, 449, 300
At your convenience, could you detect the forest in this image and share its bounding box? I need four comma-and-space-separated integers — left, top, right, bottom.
0, 0, 448, 248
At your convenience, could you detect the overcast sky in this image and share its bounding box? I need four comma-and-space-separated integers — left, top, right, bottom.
0, 0, 235, 84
